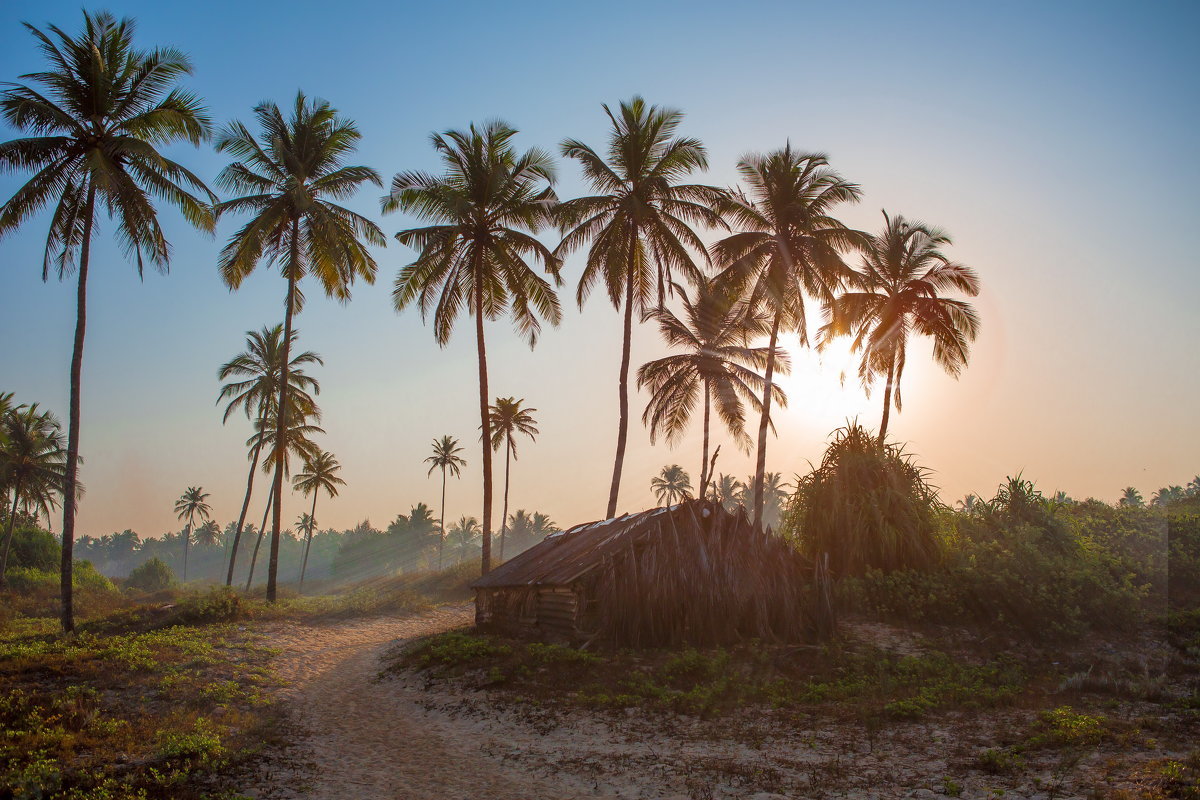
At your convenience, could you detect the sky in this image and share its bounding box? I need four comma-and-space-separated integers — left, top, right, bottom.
1, 0, 1197, 540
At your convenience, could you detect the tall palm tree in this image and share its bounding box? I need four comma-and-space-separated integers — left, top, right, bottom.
713, 146, 862, 530
0, 11, 215, 631
217, 324, 321, 586
293, 450, 345, 585
173, 486, 211, 582
215, 92, 383, 602
1118, 487, 1144, 508
652, 464, 693, 506
820, 211, 981, 440
387, 120, 562, 574
425, 436, 466, 570
556, 97, 725, 520
488, 398, 539, 561
0, 405, 68, 586
637, 276, 786, 497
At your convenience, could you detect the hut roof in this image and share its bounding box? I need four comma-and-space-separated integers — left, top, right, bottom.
472, 501, 722, 589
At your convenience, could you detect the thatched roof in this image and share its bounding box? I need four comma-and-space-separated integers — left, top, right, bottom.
473, 502, 716, 589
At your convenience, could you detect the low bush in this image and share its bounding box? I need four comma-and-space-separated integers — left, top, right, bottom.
126, 556, 177, 592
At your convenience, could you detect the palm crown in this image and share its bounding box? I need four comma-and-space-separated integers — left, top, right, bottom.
217, 325, 322, 424
488, 398, 539, 457
652, 464, 693, 506
293, 450, 345, 504
425, 436, 467, 478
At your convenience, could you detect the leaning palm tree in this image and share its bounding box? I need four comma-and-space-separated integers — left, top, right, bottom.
217, 324, 322, 586
215, 92, 383, 602
713, 147, 862, 530
652, 465, 693, 506
556, 97, 725, 520
637, 276, 786, 497
0, 11, 215, 630
0, 405, 68, 587
293, 450, 345, 586
488, 398, 539, 561
820, 211, 981, 440
425, 436, 467, 570
173, 487, 211, 582
387, 121, 562, 575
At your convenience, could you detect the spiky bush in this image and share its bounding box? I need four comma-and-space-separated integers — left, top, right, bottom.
783, 424, 944, 576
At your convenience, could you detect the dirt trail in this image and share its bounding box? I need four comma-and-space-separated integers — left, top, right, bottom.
251, 603, 574, 800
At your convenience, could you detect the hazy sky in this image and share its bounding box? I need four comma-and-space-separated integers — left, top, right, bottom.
1, 0, 1197, 540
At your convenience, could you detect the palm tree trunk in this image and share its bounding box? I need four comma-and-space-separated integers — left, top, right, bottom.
182, 520, 191, 582
437, 468, 447, 570
299, 491, 317, 586
752, 309, 782, 531
700, 379, 711, 498
268, 227, 300, 602
226, 408, 266, 586
1, 485, 23, 588
499, 435, 511, 562
606, 235, 638, 519
60, 182, 96, 633
879, 353, 896, 441
246, 481, 274, 591
474, 270, 493, 575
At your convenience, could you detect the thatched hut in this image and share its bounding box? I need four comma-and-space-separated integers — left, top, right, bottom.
471, 499, 814, 647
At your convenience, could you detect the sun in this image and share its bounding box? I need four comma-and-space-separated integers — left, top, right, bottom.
757, 332, 879, 424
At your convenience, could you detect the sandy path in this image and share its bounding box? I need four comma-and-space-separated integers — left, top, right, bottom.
252, 603, 571, 800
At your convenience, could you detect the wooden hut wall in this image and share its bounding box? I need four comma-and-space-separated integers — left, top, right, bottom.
535, 587, 579, 638
475, 587, 538, 633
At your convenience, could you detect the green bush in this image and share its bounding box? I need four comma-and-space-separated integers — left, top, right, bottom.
6, 561, 113, 593
4, 525, 59, 570
126, 557, 176, 592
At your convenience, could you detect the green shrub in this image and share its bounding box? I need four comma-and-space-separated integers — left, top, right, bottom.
783, 424, 945, 576
6, 561, 113, 593
5, 525, 59, 570
126, 557, 177, 592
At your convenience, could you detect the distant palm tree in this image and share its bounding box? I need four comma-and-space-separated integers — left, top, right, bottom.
174, 487, 211, 582
821, 211, 980, 440
1050, 490, 1074, 506
293, 450, 345, 586
425, 436, 467, 570
193, 519, 221, 548
447, 516, 481, 564
556, 97, 725, 520
1118, 487, 1144, 508
387, 121, 562, 574
489, 398, 539, 561
530, 512, 558, 539
956, 493, 980, 513
714, 474, 743, 512
759, 471, 790, 531
1152, 486, 1185, 507
295, 513, 316, 580
638, 276, 785, 496
714, 147, 862, 529
1187, 477, 1200, 497
0, 405, 68, 586
217, 325, 322, 586
652, 465, 693, 506
215, 91, 383, 602
0, 11, 215, 631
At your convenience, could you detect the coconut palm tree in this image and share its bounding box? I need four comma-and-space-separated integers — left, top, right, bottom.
820, 211, 981, 440
956, 493, 980, 513
556, 97, 725, 520
713, 147, 862, 530
652, 465, 693, 506
425, 436, 466, 570
446, 516, 481, 565
638, 276, 786, 497
215, 92, 383, 602
0, 11, 215, 630
293, 450, 345, 585
488, 398, 539, 561
1152, 486, 1185, 507
714, 474, 743, 512
193, 519, 221, 548
0, 405, 68, 586
217, 324, 322, 586
294, 513, 316, 581
1118, 487, 1144, 508
174, 487, 211, 582
387, 121, 562, 575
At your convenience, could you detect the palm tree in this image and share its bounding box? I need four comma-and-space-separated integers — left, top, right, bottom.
714, 473, 743, 511
1118, 487, 1144, 508
425, 436, 466, 570
0, 405, 68, 586
215, 92, 383, 602
446, 516, 481, 565
759, 471, 790, 531
488, 398, 539, 561
193, 519, 221, 548
0, 11, 215, 631
173, 487, 211, 582
713, 147, 862, 530
1152, 486, 1185, 507
556, 97, 725, 520
637, 276, 786, 497
1187, 477, 1200, 497
820, 211, 981, 440
387, 121, 562, 575
294, 513, 316, 581
652, 465, 693, 506
956, 493, 980, 513
217, 324, 322, 586
293, 450, 345, 585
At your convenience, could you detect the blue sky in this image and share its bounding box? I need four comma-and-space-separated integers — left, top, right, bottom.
1, 0, 1197, 538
